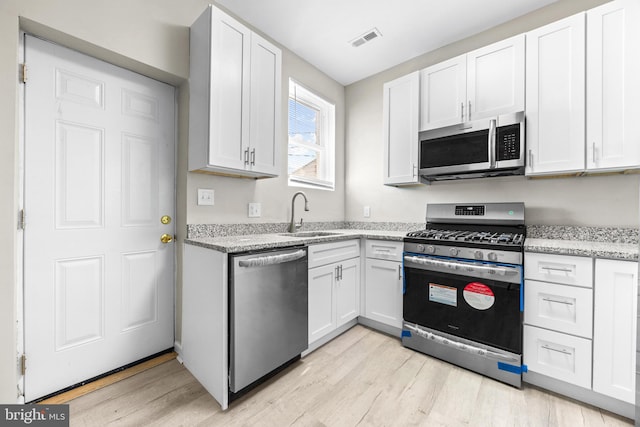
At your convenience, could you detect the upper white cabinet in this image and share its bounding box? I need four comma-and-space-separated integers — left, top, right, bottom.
189, 5, 281, 178
586, 0, 640, 171
525, 13, 586, 176
592, 258, 638, 404
420, 34, 524, 131
527, 0, 640, 176
382, 71, 420, 186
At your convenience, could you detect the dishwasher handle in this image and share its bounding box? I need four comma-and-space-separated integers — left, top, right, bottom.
238, 249, 306, 268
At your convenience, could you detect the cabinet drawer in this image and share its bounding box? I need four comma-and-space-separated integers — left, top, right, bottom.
523, 325, 592, 389
365, 240, 403, 261
308, 239, 360, 269
525, 253, 593, 287
524, 280, 593, 338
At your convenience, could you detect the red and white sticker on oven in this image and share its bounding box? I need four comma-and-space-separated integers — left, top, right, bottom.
463, 282, 495, 310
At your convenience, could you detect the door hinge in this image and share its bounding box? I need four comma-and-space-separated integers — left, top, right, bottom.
20, 355, 26, 376
18, 209, 25, 230
20, 63, 27, 84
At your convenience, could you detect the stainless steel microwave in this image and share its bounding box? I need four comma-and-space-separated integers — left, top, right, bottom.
418, 111, 525, 183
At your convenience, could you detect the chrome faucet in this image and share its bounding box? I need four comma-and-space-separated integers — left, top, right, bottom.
289, 191, 309, 233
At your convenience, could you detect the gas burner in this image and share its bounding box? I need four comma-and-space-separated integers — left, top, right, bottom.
406, 229, 524, 247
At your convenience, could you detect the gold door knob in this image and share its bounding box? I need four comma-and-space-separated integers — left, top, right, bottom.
161, 215, 172, 225
160, 234, 174, 244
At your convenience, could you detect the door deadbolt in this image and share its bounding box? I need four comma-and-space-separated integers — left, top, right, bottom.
161, 215, 172, 225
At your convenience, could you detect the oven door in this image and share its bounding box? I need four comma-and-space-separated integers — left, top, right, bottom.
403, 254, 522, 354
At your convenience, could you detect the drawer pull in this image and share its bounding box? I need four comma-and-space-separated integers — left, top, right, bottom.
542, 298, 574, 306
541, 266, 573, 273
541, 345, 572, 355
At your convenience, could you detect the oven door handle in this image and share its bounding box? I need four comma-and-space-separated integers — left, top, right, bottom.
404, 323, 519, 363
404, 255, 519, 276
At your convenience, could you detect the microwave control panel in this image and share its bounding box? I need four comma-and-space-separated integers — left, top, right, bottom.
496, 124, 521, 161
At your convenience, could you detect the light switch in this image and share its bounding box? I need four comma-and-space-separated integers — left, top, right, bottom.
248, 202, 261, 218
364, 206, 371, 218
197, 189, 215, 206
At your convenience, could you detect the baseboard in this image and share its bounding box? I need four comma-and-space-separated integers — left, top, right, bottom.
357, 317, 401, 339
302, 319, 359, 356
524, 371, 635, 421
174, 341, 183, 363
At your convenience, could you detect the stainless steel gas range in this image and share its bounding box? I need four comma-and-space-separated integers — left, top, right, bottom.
401, 202, 526, 387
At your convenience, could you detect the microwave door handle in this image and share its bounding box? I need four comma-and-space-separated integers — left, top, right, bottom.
488, 119, 496, 168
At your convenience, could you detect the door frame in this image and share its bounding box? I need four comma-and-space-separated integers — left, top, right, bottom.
16, 30, 179, 402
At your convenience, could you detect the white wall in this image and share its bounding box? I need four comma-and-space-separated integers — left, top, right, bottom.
0, 0, 344, 403
345, 0, 639, 227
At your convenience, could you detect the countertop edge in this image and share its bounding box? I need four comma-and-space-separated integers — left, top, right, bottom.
524, 238, 638, 261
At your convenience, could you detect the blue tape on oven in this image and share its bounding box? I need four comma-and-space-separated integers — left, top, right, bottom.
401, 330, 411, 338
497, 362, 527, 374
520, 270, 524, 312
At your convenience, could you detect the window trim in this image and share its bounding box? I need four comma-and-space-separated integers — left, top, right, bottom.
287, 79, 335, 191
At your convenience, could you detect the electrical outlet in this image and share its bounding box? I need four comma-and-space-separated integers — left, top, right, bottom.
363, 206, 371, 218
248, 202, 261, 218
197, 189, 214, 206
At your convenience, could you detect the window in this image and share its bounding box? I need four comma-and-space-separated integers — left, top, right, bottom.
288, 79, 335, 190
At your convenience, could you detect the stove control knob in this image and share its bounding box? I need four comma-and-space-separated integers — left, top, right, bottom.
474, 250, 483, 260
426, 245, 436, 254
416, 244, 425, 253
488, 252, 498, 262
449, 248, 459, 257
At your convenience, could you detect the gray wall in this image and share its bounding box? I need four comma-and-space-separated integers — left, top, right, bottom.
344, 0, 639, 227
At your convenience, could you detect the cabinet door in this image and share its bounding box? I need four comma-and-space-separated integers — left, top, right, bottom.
308, 264, 336, 344
419, 55, 466, 130
209, 7, 251, 171
249, 33, 281, 176
383, 71, 419, 185
364, 259, 403, 328
525, 13, 586, 175
467, 35, 524, 121
586, 0, 640, 171
336, 258, 360, 327
593, 259, 638, 403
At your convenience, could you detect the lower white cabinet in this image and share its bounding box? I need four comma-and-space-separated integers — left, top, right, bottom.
364, 259, 403, 328
363, 240, 404, 330
308, 240, 360, 345
592, 258, 638, 403
524, 251, 638, 414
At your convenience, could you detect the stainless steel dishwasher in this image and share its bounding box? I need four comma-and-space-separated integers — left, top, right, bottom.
229, 246, 308, 398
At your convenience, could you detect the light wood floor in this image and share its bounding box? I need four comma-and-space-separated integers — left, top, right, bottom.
68, 325, 633, 426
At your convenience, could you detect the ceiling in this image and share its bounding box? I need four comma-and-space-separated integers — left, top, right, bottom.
215, 0, 558, 86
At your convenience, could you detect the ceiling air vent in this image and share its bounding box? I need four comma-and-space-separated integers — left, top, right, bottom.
350, 28, 382, 48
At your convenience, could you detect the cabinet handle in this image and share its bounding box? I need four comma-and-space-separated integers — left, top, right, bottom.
468, 100, 471, 121
541, 345, 572, 356
542, 297, 574, 306
339, 264, 343, 281
528, 149, 533, 167
250, 148, 256, 166
398, 264, 402, 280
460, 102, 464, 122
592, 142, 596, 164
541, 266, 573, 273
244, 149, 250, 165
412, 163, 417, 178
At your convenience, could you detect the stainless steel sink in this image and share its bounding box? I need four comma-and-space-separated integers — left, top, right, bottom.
279, 231, 342, 238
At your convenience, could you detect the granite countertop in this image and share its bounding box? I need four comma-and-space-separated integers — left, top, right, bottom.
185, 229, 407, 253
524, 225, 638, 261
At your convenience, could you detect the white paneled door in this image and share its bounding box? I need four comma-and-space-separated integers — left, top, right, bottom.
23, 35, 175, 402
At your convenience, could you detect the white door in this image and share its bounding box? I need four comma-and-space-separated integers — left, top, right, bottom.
23, 35, 176, 401
382, 71, 419, 185
466, 34, 525, 121
586, 0, 640, 171
419, 55, 466, 130
525, 13, 586, 175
